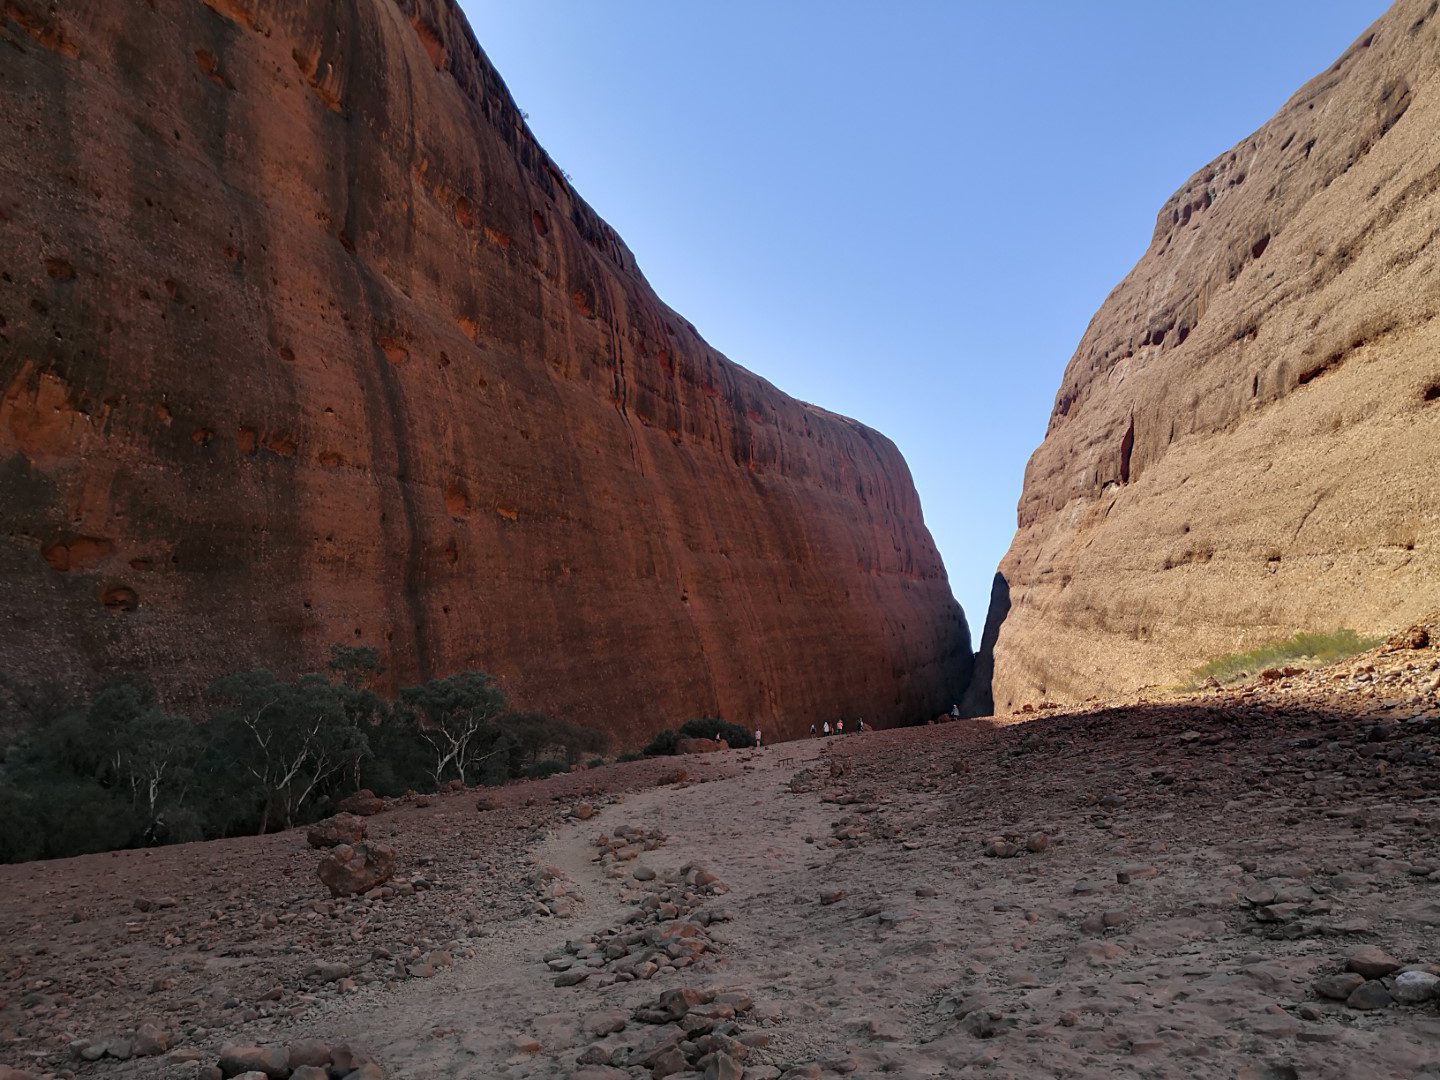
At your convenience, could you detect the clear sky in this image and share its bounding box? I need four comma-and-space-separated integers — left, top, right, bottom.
458, 0, 1389, 636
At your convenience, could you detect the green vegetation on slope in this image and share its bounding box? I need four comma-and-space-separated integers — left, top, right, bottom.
1185, 629, 1378, 689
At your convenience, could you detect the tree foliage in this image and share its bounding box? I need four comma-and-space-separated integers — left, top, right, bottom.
0, 650, 610, 863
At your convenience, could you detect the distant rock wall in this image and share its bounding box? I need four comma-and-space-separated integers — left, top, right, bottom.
982, 0, 1440, 712
0, 0, 970, 742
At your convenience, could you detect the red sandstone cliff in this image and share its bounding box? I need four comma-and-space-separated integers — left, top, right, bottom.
978, 0, 1440, 713
0, 0, 970, 742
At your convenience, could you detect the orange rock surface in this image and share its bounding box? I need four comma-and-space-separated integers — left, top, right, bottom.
0, 0, 969, 741
979, 0, 1440, 713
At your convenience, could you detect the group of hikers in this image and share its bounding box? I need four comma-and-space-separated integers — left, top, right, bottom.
809, 718, 866, 737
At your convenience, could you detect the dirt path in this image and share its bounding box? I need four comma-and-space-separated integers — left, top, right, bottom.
292, 741, 835, 1077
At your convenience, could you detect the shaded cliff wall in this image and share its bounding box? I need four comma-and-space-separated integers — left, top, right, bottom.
0, 0, 971, 742
982, 0, 1440, 712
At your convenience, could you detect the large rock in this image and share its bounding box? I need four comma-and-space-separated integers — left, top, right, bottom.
307, 813, 367, 848
336, 791, 386, 818
317, 841, 395, 897
0, 0, 969, 742
978, 0, 1440, 711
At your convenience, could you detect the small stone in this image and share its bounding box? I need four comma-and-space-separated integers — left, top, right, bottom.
555, 970, 590, 987
286, 1040, 331, 1068
1393, 970, 1440, 1003
218, 1045, 289, 1079
704, 1050, 744, 1080
1313, 972, 1364, 1001
1116, 865, 1158, 884
290, 1069, 328, 1080
1345, 946, 1401, 979
651, 1048, 689, 1078
132, 1023, 170, 1057
329, 1046, 377, 1074
819, 889, 843, 905
1345, 980, 1393, 1010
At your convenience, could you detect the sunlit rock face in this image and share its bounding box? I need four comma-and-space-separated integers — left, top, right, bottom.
982, 0, 1440, 712
0, 0, 971, 742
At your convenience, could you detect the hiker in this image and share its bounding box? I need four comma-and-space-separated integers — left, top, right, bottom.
822, 721, 832, 737
714, 732, 722, 743
810, 723, 817, 738
837, 719, 844, 735
950, 703, 960, 719
753, 728, 762, 747
857, 718, 865, 733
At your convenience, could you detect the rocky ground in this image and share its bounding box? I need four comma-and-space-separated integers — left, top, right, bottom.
2, 627, 1438, 1079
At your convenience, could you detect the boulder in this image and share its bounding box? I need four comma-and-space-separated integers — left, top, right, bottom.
317, 842, 395, 897
337, 790, 386, 817
306, 813, 367, 849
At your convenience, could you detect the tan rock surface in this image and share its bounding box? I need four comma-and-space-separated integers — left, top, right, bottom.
0, 0, 968, 742
982, 0, 1440, 712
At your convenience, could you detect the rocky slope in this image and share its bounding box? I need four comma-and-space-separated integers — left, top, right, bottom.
980, 0, 1440, 712
0, 0, 969, 741
1, 626, 1437, 1078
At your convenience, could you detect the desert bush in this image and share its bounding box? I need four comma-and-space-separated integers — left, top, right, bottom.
586, 757, 607, 769
0, 650, 604, 862
678, 717, 754, 748
642, 728, 681, 756
1186, 628, 1378, 688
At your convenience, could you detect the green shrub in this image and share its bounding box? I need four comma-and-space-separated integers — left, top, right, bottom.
677, 717, 754, 748
642, 728, 680, 756
1186, 628, 1378, 688
616, 750, 642, 764
586, 757, 606, 769
524, 759, 569, 780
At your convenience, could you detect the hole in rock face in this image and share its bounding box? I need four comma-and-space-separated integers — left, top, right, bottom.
1423, 383, 1440, 402
1251, 233, 1271, 259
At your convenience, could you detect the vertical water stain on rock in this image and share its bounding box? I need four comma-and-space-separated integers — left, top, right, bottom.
0, 0, 969, 740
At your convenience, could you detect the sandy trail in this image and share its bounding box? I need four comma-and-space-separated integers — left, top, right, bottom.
301, 741, 837, 1077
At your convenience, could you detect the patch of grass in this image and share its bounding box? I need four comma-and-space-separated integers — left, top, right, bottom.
1185, 628, 1379, 689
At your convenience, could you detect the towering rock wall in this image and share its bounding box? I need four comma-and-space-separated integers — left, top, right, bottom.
0, 0, 970, 742
983, 0, 1440, 712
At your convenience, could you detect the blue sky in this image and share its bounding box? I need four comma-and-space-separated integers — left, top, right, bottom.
458, 1, 1388, 634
